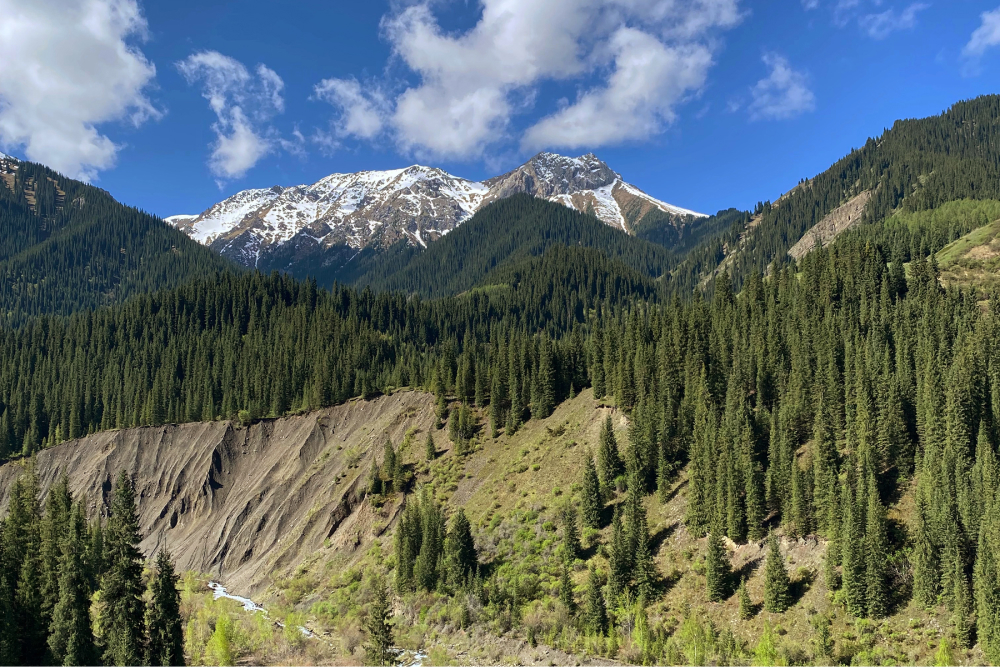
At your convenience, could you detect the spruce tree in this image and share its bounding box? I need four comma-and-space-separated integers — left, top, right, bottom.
444, 509, 477, 587
48, 504, 97, 667
912, 496, 939, 609
425, 432, 435, 461
364, 574, 395, 666
864, 488, 889, 619
581, 456, 602, 530
40, 474, 72, 632
974, 513, 1000, 664
705, 527, 729, 602
145, 550, 184, 666
559, 561, 576, 612
950, 554, 972, 649
100, 471, 146, 666
562, 504, 580, 562
597, 415, 623, 498
763, 531, 790, 613
607, 508, 629, 602
583, 565, 607, 635
738, 576, 754, 620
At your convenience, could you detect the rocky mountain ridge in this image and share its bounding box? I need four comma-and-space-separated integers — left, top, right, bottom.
167, 152, 705, 272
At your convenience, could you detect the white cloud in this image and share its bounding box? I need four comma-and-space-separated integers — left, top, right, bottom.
316, 0, 743, 160
747, 53, 816, 121
0, 0, 159, 181
177, 51, 287, 181
313, 77, 387, 141
522, 28, 712, 151
963, 6, 1000, 64
859, 3, 929, 39
802, 0, 820, 9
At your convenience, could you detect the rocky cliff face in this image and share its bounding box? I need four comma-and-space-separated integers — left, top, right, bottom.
0, 392, 438, 596
167, 152, 705, 273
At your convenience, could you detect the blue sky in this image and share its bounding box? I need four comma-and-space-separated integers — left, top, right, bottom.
1, 0, 999, 219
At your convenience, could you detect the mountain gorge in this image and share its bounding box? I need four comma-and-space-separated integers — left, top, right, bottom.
168, 152, 705, 280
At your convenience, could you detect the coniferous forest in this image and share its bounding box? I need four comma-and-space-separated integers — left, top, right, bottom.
2, 96, 1000, 665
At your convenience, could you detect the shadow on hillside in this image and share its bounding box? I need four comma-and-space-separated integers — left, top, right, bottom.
650, 521, 679, 553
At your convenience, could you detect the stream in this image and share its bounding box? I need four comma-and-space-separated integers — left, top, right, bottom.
207, 581, 427, 666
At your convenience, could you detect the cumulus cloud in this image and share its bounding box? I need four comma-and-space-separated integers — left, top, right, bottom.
963, 6, 1000, 67
315, 0, 743, 160
178, 51, 288, 181
859, 3, 929, 39
0, 0, 159, 181
312, 77, 388, 147
522, 29, 712, 151
747, 53, 816, 121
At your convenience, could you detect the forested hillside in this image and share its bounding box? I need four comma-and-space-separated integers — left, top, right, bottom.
674, 95, 1000, 293
0, 159, 232, 326
348, 195, 677, 297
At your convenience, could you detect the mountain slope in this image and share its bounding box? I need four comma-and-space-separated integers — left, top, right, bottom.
351, 194, 675, 298
168, 152, 703, 280
683, 94, 1000, 291
0, 155, 233, 326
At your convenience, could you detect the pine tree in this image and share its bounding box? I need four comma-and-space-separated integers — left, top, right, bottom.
607, 508, 629, 603
974, 512, 1000, 664
841, 485, 866, 617
364, 574, 396, 666
705, 527, 730, 602
145, 550, 185, 666
100, 471, 146, 666
912, 495, 939, 609
597, 415, 623, 498
763, 531, 790, 613
47, 503, 97, 667
40, 474, 72, 632
425, 432, 435, 461
738, 577, 754, 620
864, 488, 889, 619
581, 456, 602, 530
444, 509, 477, 587
745, 460, 766, 542
950, 554, 972, 649
562, 504, 580, 562
583, 565, 607, 635
559, 561, 576, 612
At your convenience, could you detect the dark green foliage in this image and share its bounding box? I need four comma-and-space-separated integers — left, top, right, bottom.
580, 457, 602, 530
145, 550, 184, 667
444, 509, 478, 587
705, 528, 729, 603
363, 574, 395, 666
763, 532, 790, 613
0, 159, 232, 327
48, 504, 96, 667
351, 195, 674, 298
100, 472, 146, 666
583, 565, 607, 635
425, 432, 436, 461
559, 561, 575, 612
562, 504, 580, 562
738, 577, 753, 620
864, 489, 890, 619
597, 416, 623, 499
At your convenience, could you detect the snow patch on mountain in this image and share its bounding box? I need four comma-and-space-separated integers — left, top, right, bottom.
168, 152, 703, 270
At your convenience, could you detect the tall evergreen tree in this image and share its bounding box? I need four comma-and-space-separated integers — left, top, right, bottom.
763, 531, 790, 613
145, 550, 184, 667
705, 527, 730, 603
100, 471, 146, 666
597, 415, 623, 499
864, 487, 890, 619
48, 504, 97, 667
580, 457, 602, 530
364, 574, 396, 666
583, 565, 607, 635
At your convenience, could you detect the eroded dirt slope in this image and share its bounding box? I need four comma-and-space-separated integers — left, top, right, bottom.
0, 392, 437, 595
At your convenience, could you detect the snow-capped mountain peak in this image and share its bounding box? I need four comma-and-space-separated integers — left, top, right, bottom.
167, 153, 704, 271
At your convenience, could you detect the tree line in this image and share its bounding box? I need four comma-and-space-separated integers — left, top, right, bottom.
1, 468, 183, 665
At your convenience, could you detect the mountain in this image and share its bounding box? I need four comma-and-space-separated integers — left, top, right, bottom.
679, 95, 1000, 292
0, 153, 232, 326
349, 194, 673, 298
167, 152, 704, 278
